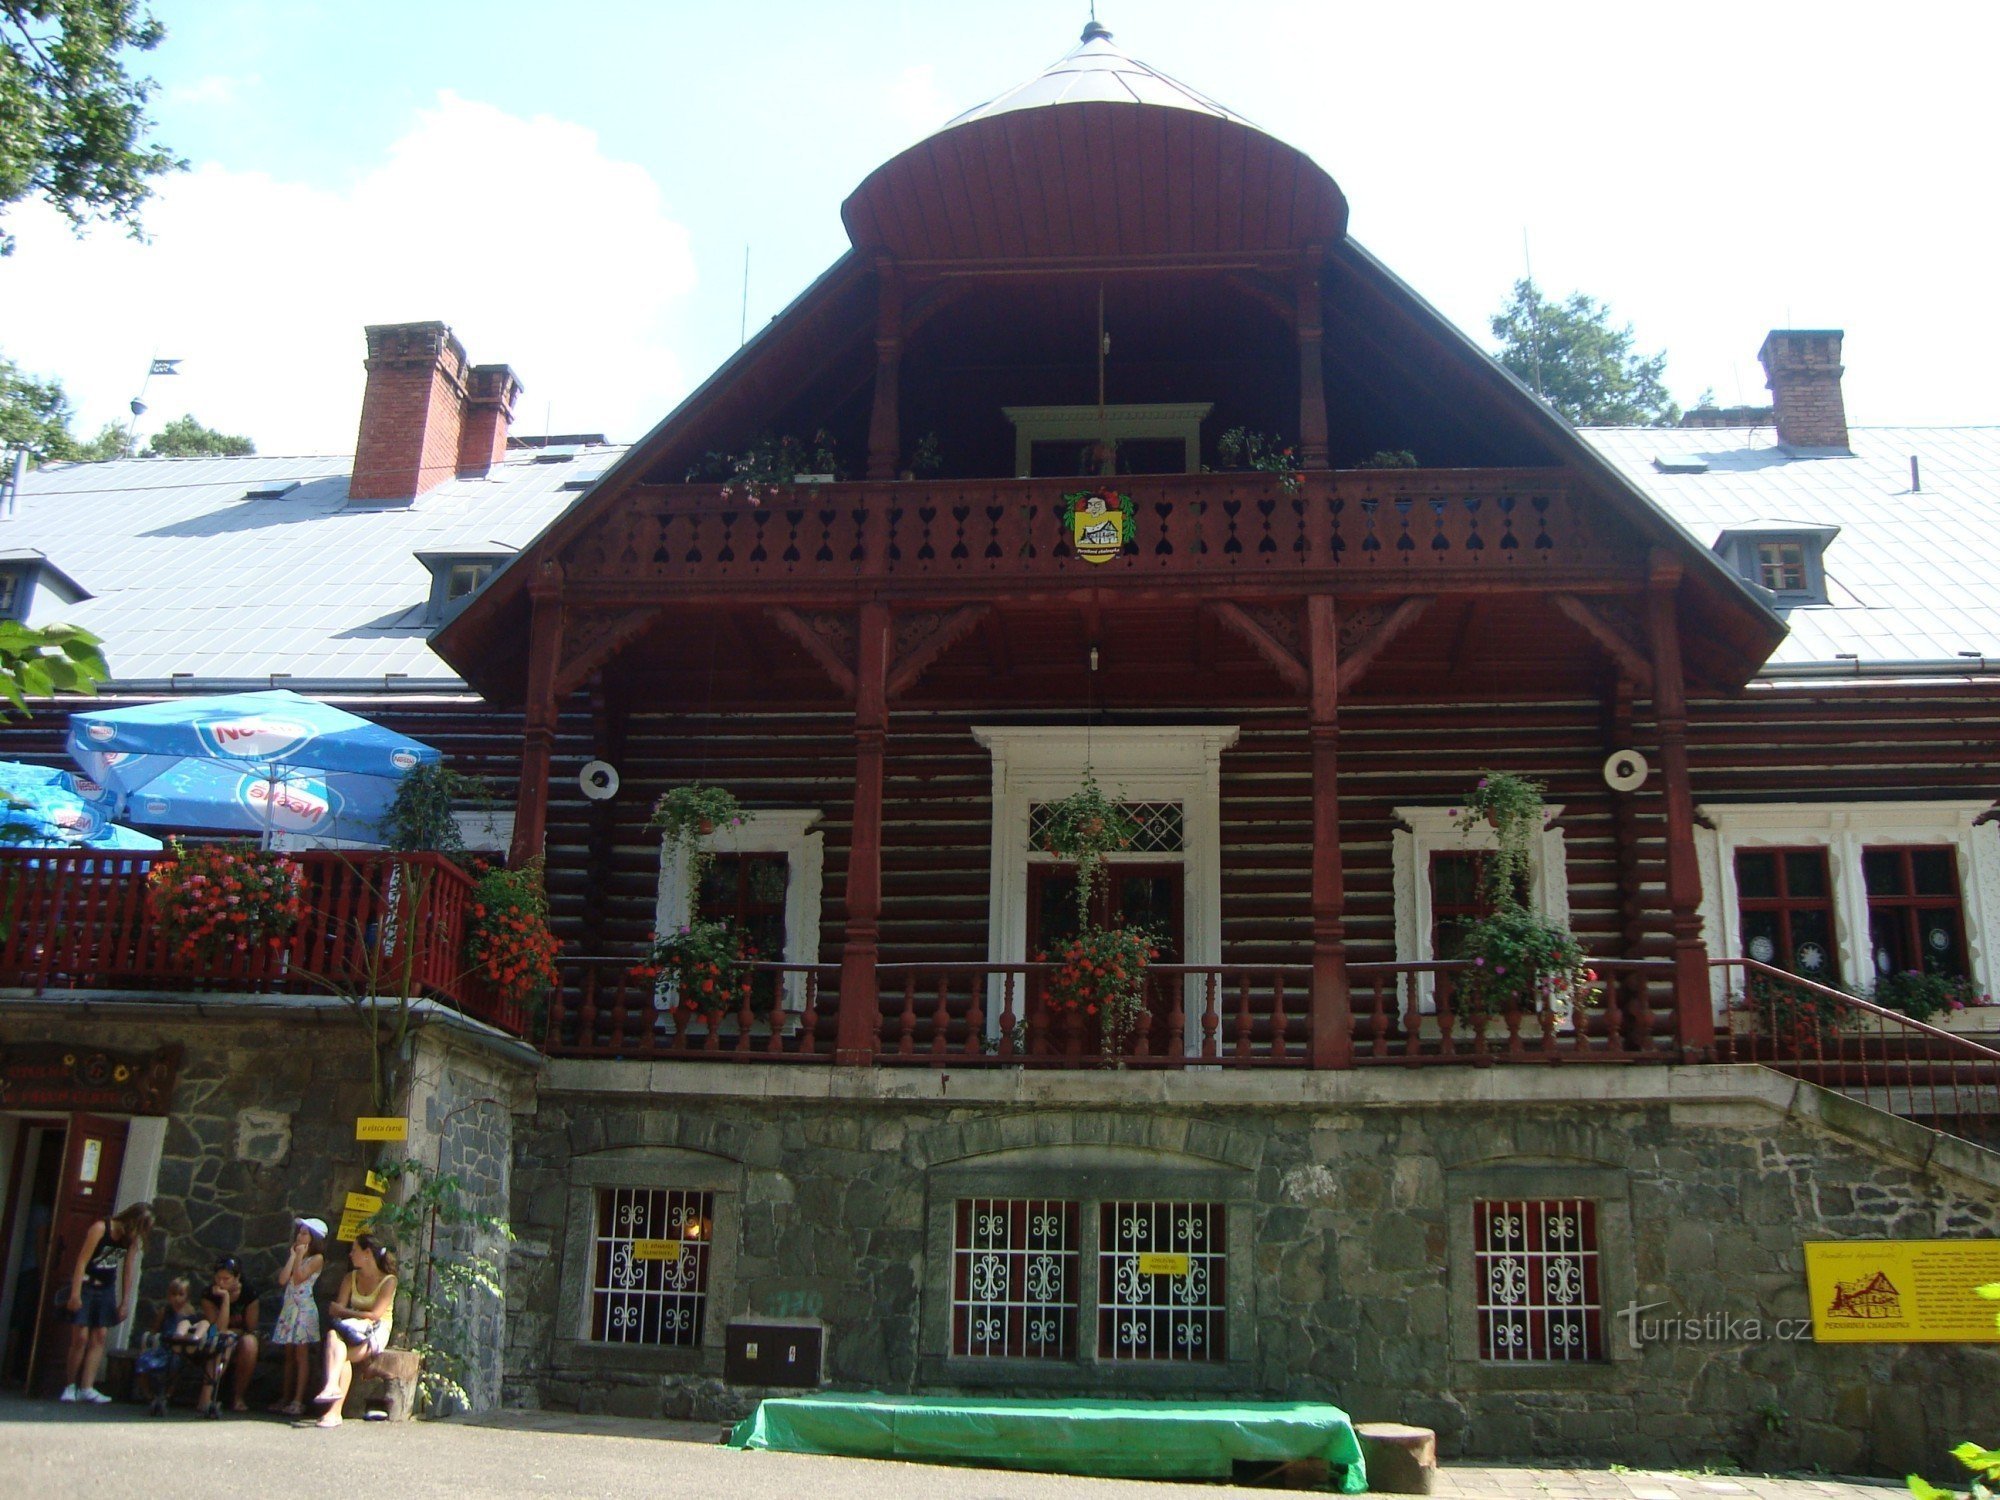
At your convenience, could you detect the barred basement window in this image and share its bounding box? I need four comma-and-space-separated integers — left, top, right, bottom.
951, 1198, 1079, 1359
1474, 1198, 1602, 1361
1098, 1201, 1226, 1362
590, 1188, 713, 1346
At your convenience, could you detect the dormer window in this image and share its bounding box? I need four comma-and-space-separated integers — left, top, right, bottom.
1712, 523, 1838, 609
0, 554, 89, 623
445, 561, 495, 603
1755, 541, 1808, 593
419, 552, 508, 624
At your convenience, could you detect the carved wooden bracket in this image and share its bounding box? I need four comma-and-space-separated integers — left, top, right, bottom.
766, 607, 858, 698
1209, 601, 1308, 694
887, 605, 989, 699
1552, 594, 1654, 689
553, 607, 663, 698
1337, 595, 1433, 692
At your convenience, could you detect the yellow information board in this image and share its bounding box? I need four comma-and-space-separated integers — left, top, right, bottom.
1137, 1253, 1191, 1277
1804, 1240, 2000, 1342
355, 1117, 408, 1142
631, 1239, 682, 1262
344, 1191, 384, 1215
364, 1171, 387, 1194
336, 1213, 374, 1243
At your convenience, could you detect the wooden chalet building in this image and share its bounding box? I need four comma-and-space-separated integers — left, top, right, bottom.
0, 20, 1996, 1469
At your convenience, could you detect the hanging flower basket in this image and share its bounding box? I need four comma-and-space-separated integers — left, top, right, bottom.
647, 918, 760, 1019
145, 841, 306, 963
651, 784, 745, 891
1038, 924, 1158, 1062
464, 859, 562, 1011
1038, 775, 1139, 915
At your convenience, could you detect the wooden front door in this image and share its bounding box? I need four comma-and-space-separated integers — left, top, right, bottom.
27, 1113, 128, 1396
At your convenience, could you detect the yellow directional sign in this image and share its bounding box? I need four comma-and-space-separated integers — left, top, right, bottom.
355, 1117, 408, 1142
344, 1191, 384, 1215
364, 1171, 387, 1194
1805, 1240, 2000, 1342
336, 1214, 374, 1243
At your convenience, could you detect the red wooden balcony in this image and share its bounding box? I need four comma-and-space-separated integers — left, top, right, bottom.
539, 956, 1681, 1066
0, 849, 524, 1035
562, 469, 1641, 595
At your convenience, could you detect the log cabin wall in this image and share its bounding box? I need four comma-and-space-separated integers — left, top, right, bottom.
4, 681, 1995, 978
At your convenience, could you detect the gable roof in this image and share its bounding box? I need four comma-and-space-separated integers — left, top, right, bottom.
1584, 424, 2000, 675
8, 447, 612, 689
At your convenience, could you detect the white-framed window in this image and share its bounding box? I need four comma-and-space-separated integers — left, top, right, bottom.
655, 809, 823, 1008
589, 1186, 714, 1347
1694, 801, 2000, 1008
1391, 804, 1571, 1008
973, 726, 1237, 1052
1000, 403, 1214, 478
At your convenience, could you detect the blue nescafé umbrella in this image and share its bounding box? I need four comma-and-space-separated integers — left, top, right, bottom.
66, 690, 440, 842
0, 761, 163, 850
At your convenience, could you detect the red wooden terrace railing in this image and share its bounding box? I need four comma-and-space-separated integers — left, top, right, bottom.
540, 955, 1681, 1067
568, 469, 1639, 590
1713, 957, 2000, 1145
0, 849, 524, 1036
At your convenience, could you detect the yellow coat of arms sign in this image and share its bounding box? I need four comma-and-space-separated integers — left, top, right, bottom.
1062, 489, 1136, 564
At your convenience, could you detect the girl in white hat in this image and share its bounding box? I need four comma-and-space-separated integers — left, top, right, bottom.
268, 1217, 326, 1416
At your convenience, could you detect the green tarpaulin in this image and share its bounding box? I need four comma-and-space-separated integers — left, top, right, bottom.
728, 1393, 1368, 1490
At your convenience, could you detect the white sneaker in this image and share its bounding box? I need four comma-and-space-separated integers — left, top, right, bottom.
80, 1388, 112, 1404
59, 1384, 78, 1402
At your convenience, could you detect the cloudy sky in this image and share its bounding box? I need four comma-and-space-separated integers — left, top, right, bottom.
5, 1, 1996, 454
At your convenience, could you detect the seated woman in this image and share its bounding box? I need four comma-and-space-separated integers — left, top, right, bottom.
312, 1235, 396, 1429
195, 1256, 261, 1417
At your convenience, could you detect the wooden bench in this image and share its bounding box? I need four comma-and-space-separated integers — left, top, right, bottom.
342, 1348, 422, 1422
1354, 1421, 1437, 1494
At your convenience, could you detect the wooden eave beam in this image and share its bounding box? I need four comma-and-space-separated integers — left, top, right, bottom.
552, 605, 664, 698
1208, 601, 1307, 694
1551, 593, 1655, 690
764, 607, 857, 699
1338, 595, 1434, 693
887, 604, 991, 701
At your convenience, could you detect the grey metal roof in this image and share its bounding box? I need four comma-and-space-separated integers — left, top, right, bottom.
944, 22, 1254, 130
1581, 424, 2000, 673
9, 449, 615, 688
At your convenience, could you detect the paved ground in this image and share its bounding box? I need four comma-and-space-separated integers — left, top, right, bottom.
0, 1394, 1906, 1500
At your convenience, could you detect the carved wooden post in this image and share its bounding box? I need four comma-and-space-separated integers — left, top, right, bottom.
865, 261, 903, 481
1296, 251, 1330, 470
508, 559, 564, 869
836, 602, 892, 1062
1306, 595, 1353, 1066
1645, 556, 1714, 1058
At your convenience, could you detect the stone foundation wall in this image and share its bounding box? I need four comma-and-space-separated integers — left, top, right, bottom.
0, 1000, 536, 1412
0, 1007, 378, 1317
508, 1063, 2000, 1476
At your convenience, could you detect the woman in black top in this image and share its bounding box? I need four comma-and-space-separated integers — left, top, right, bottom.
196, 1256, 261, 1416
60, 1201, 154, 1404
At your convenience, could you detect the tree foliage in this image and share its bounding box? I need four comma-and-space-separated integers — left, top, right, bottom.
143, 413, 254, 457
0, 619, 108, 712
0, 0, 184, 254
0, 353, 77, 461
1490, 278, 1680, 428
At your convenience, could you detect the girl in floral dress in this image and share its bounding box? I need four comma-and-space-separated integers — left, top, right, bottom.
268, 1217, 325, 1416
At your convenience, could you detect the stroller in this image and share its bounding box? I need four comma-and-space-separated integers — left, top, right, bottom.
135, 1316, 229, 1417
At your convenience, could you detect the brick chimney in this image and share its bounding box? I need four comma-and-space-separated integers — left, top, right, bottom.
457, 363, 524, 478
1758, 329, 1849, 451
350, 321, 475, 502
